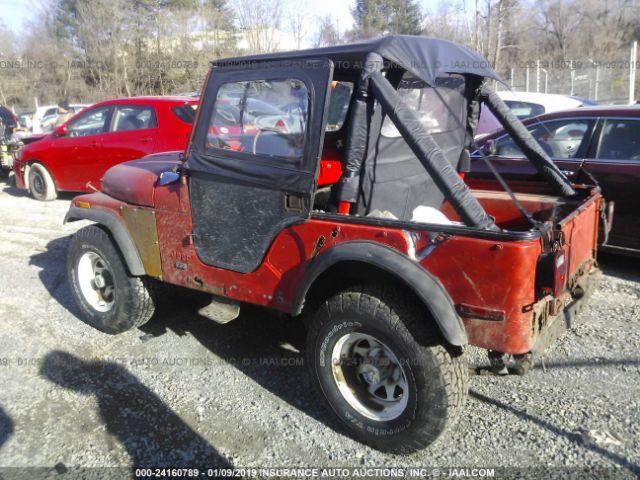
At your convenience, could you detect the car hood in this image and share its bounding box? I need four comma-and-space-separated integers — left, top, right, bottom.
20, 133, 48, 145
102, 151, 182, 207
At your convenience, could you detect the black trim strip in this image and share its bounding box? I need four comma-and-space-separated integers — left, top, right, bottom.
311, 211, 542, 241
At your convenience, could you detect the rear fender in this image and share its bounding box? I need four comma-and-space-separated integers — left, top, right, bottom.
64, 206, 146, 276
293, 241, 468, 346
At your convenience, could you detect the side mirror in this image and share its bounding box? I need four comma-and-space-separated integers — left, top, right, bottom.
54, 125, 68, 137
481, 139, 496, 156
158, 170, 180, 186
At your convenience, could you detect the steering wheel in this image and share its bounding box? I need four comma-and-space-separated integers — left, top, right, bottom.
252, 128, 291, 156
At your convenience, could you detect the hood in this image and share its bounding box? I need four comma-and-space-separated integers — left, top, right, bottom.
101, 151, 182, 207
20, 133, 47, 145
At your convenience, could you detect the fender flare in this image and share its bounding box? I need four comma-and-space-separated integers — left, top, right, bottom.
292, 241, 468, 346
64, 206, 146, 276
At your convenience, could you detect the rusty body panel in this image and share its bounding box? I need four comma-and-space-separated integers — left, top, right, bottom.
120, 206, 163, 279
71, 175, 602, 356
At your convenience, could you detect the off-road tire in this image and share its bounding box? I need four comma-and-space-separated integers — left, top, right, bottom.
67, 225, 155, 334
306, 285, 467, 453
28, 163, 57, 201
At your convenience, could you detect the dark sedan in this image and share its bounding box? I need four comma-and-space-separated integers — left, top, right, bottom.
469, 105, 640, 256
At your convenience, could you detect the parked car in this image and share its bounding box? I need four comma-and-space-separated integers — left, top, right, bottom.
476, 91, 596, 137
0, 105, 18, 139
13, 96, 199, 200
469, 105, 640, 255
39, 104, 91, 133
63, 36, 603, 453
31, 104, 90, 133
0, 106, 19, 174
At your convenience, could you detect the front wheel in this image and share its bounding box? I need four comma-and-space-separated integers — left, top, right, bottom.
28, 163, 57, 201
306, 285, 467, 453
67, 225, 156, 334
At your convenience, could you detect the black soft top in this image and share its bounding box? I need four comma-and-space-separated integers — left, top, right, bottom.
212, 35, 502, 86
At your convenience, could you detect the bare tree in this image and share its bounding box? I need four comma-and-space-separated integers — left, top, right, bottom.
288, 6, 309, 49
233, 0, 283, 53
314, 15, 342, 47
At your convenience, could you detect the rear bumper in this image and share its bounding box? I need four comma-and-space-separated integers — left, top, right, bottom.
530, 266, 601, 357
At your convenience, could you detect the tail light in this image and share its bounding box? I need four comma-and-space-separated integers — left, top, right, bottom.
274, 119, 288, 132
535, 248, 568, 299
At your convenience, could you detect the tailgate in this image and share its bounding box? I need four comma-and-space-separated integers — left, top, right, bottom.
557, 190, 602, 282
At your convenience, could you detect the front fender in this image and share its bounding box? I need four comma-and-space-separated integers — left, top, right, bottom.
64, 206, 146, 276
293, 241, 468, 346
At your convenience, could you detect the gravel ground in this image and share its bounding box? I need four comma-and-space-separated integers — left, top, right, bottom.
0, 176, 638, 479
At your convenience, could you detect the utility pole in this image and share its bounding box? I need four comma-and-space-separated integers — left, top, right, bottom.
630, 41, 637, 104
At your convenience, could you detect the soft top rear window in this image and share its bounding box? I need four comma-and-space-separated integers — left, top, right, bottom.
381, 73, 466, 138
172, 104, 198, 124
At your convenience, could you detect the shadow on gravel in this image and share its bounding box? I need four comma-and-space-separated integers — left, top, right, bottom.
469, 389, 639, 475
40, 351, 232, 469
0, 407, 14, 451
535, 358, 640, 370
598, 253, 640, 283
30, 236, 84, 321
139, 292, 345, 438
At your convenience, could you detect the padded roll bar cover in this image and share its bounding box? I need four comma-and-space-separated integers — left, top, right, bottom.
337, 53, 384, 203
64, 207, 146, 276
292, 241, 468, 346
369, 71, 497, 230
478, 84, 576, 197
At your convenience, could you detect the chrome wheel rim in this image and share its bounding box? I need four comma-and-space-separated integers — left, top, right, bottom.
77, 251, 115, 312
331, 332, 409, 421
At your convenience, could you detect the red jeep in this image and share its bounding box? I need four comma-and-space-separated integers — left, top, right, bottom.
64, 37, 605, 453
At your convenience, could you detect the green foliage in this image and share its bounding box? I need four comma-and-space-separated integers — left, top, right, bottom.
350, 0, 423, 39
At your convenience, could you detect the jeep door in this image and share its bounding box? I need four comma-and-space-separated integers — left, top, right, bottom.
186, 59, 334, 273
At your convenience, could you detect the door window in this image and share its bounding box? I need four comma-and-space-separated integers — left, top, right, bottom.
326, 81, 353, 131
206, 78, 309, 163
68, 106, 111, 137
503, 100, 545, 120
111, 106, 156, 132
493, 118, 593, 159
596, 119, 640, 161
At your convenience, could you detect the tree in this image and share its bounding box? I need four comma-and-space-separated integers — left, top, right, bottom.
314, 15, 342, 47
233, 0, 283, 53
349, 0, 423, 40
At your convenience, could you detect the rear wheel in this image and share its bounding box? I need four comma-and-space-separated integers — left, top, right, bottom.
28, 163, 57, 201
306, 285, 467, 453
67, 225, 156, 334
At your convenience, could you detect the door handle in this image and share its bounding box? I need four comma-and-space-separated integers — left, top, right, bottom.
87, 141, 98, 147
140, 137, 152, 143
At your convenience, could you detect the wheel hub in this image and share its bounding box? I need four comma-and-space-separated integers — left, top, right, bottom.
93, 274, 106, 289
77, 251, 115, 313
331, 332, 409, 421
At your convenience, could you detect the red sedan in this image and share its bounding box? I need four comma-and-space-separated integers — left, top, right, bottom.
14, 96, 198, 200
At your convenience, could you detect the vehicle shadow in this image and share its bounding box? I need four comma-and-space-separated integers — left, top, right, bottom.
40, 350, 232, 469
469, 389, 640, 475
139, 292, 345, 437
598, 253, 640, 283
29, 235, 84, 321
0, 406, 14, 451
32, 232, 345, 440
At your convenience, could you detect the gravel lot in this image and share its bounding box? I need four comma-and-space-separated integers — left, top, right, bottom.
0, 176, 638, 479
